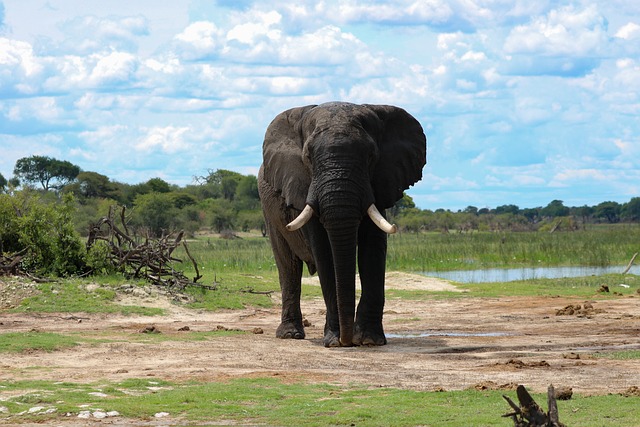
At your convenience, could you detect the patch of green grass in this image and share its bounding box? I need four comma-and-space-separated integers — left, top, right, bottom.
13, 281, 164, 315
387, 226, 640, 271
184, 272, 276, 310
121, 328, 247, 344
0, 378, 638, 426
0, 332, 84, 353
388, 274, 640, 300
593, 350, 640, 360
461, 273, 640, 298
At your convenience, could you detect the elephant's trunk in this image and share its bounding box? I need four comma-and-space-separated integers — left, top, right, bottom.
325, 223, 358, 346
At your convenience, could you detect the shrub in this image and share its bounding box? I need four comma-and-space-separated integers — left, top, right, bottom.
0, 190, 86, 276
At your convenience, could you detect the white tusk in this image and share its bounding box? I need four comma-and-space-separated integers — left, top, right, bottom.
367, 204, 397, 234
286, 205, 315, 231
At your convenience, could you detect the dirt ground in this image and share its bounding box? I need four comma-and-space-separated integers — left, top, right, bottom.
1, 272, 640, 423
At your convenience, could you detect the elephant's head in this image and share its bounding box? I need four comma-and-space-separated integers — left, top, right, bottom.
262, 102, 426, 345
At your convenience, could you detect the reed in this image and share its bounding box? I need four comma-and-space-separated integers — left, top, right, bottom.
386, 225, 640, 272
176, 225, 640, 280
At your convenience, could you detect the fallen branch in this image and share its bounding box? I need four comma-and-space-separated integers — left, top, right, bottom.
622, 252, 638, 274
87, 205, 205, 292
503, 384, 565, 427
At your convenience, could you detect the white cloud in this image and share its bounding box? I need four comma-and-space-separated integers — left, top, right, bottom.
2, 0, 640, 211
58, 15, 149, 53
615, 22, 640, 40
137, 126, 190, 153
89, 51, 138, 85
504, 5, 608, 57
227, 10, 281, 44
173, 21, 224, 60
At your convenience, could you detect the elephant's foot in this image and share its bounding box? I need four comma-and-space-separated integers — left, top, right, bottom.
276, 321, 305, 339
353, 323, 387, 346
323, 325, 341, 348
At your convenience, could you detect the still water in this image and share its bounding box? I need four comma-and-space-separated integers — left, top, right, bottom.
421, 265, 637, 283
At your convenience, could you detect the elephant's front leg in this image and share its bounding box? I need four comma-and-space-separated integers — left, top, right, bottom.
268, 226, 305, 339
354, 216, 388, 346
303, 220, 341, 347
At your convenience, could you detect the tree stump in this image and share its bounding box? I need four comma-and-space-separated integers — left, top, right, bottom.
502, 384, 565, 427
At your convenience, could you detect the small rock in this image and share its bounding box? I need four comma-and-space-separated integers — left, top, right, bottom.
598, 284, 610, 293
178, 326, 190, 331
93, 411, 107, 419
78, 411, 92, 419
28, 406, 45, 413
141, 325, 161, 334
554, 386, 573, 400
622, 386, 640, 397
252, 327, 264, 334
154, 412, 170, 418
563, 352, 580, 360
303, 318, 312, 327
107, 410, 120, 417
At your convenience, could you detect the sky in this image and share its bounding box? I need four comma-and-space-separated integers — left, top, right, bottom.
1, 0, 639, 211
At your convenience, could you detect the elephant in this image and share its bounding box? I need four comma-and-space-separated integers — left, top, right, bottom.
258, 102, 426, 347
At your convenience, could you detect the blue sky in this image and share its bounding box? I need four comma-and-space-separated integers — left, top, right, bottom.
1, 1, 639, 211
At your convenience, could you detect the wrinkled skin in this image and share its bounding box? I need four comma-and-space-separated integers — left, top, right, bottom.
258, 102, 426, 347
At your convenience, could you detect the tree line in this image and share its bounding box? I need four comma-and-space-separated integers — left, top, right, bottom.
2, 155, 640, 240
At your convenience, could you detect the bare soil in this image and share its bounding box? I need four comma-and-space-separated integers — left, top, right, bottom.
1, 273, 640, 423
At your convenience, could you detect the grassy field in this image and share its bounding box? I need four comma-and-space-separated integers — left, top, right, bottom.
1, 377, 638, 426
2, 226, 639, 426
181, 225, 640, 278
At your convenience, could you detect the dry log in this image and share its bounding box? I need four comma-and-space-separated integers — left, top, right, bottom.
503, 384, 565, 427
622, 252, 638, 274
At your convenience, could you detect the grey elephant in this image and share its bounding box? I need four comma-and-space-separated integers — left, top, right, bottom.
258, 102, 426, 347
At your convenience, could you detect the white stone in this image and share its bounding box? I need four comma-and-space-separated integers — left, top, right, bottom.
78, 411, 92, 419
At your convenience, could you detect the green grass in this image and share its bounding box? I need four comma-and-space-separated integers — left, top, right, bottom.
593, 350, 640, 360
0, 332, 84, 353
172, 227, 640, 278
0, 378, 637, 426
386, 273, 640, 300
184, 271, 276, 310
13, 280, 164, 315
0, 329, 245, 356
386, 226, 640, 271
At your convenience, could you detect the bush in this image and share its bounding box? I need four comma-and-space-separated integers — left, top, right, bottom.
0, 190, 86, 276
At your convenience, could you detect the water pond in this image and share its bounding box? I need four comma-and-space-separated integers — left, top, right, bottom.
421, 265, 637, 284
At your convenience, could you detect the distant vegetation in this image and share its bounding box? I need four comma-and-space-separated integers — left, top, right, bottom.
1, 154, 640, 277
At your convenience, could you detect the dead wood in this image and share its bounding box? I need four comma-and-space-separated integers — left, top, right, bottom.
87, 205, 204, 292
622, 252, 638, 274
0, 249, 50, 282
0, 248, 27, 276
503, 384, 566, 427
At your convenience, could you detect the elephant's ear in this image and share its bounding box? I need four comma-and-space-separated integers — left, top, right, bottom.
365, 105, 427, 209
262, 105, 317, 209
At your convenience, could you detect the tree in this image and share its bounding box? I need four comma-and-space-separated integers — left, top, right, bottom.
622, 197, 640, 221
463, 206, 479, 215
236, 175, 260, 209
0, 172, 7, 192
64, 171, 117, 199
495, 204, 520, 215
197, 169, 244, 200
594, 201, 621, 223
13, 155, 80, 191
132, 192, 180, 237
541, 200, 569, 217
146, 177, 172, 193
